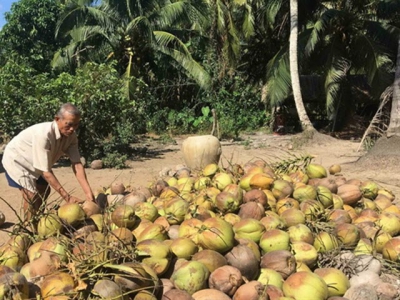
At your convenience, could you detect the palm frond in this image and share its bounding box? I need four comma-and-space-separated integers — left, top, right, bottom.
154, 31, 211, 89
305, 9, 340, 56
358, 86, 392, 151
88, 42, 113, 62
154, 30, 190, 54
156, 1, 187, 28
51, 42, 79, 70
85, 6, 119, 29
185, 2, 210, 31
126, 16, 152, 39
376, 0, 400, 20
56, 2, 117, 38
152, 0, 209, 33
163, 48, 211, 90
214, 0, 227, 33
56, 3, 88, 37
352, 33, 393, 96
264, 28, 312, 107
69, 25, 109, 42
223, 12, 241, 67
52, 25, 111, 69
241, 3, 255, 39
234, 0, 246, 5
365, 21, 400, 54
324, 56, 350, 117
264, 0, 283, 27
265, 45, 291, 107
126, 0, 134, 20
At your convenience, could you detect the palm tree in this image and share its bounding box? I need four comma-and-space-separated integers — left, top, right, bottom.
380, 0, 400, 137
262, 0, 399, 131
53, 0, 211, 89
305, 1, 398, 129
387, 38, 400, 137
289, 0, 313, 131
206, 0, 256, 78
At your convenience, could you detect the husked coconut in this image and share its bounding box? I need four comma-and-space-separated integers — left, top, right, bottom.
110, 182, 126, 195
0, 211, 5, 227
90, 159, 103, 169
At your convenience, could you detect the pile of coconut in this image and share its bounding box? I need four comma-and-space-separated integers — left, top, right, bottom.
0, 158, 400, 300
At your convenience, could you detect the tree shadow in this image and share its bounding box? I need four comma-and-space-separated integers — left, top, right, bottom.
0, 154, 4, 174
52, 146, 180, 169
0, 221, 15, 230
129, 147, 177, 162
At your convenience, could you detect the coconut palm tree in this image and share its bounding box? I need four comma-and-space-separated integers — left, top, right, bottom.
386, 39, 400, 137
262, 0, 399, 131
381, 0, 400, 137
259, 0, 323, 125
305, 1, 399, 129
53, 0, 211, 89
207, 0, 256, 78
289, 0, 314, 131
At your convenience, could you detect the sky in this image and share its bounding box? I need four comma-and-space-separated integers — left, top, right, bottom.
0, 0, 15, 29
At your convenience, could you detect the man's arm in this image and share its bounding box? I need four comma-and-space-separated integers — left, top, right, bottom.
72, 162, 94, 202
41, 171, 83, 203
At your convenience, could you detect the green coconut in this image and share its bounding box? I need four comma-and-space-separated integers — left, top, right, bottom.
37, 214, 62, 238
171, 260, 210, 295
305, 164, 327, 179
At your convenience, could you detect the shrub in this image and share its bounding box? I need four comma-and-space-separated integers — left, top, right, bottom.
0, 61, 152, 167
0, 60, 59, 138
200, 75, 269, 138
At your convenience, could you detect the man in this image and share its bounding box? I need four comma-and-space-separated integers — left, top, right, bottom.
2, 103, 95, 220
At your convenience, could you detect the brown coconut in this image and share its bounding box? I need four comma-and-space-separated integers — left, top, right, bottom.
135, 186, 152, 199
260, 250, 296, 279
40, 272, 75, 298
162, 289, 194, 300
334, 176, 347, 187
110, 181, 126, 195
122, 191, 147, 207
208, 265, 243, 296
337, 184, 362, 206
328, 209, 352, 224
90, 159, 103, 169
192, 289, 231, 300
335, 223, 361, 247
243, 189, 269, 208
233, 281, 267, 300
192, 250, 227, 273
238, 202, 265, 220
225, 244, 259, 281
151, 180, 169, 197
160, 278, 175, 296
20, 252, 60, 279
272, 179, 294, 200
81, 200, 102, 216
346, 178, 362, 186
318, 177, 338, 193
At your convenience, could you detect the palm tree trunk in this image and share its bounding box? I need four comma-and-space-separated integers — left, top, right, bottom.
387, 38, 400, 137
289, 0, 314, 132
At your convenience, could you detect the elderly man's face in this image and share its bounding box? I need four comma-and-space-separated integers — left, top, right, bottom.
55, 113, 80, 137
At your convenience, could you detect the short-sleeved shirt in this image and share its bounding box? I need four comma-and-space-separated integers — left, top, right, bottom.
2, 121, 81, 192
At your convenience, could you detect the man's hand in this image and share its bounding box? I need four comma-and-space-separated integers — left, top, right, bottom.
85, 193, 95, 202
72, 162, 95, 203
68, 196, 85, 204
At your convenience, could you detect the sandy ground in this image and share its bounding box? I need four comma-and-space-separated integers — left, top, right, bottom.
1, 132, 399, 243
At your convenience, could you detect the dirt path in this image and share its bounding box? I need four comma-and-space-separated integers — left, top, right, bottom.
1, 132, 399, 243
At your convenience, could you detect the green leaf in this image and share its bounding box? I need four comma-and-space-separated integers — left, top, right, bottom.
201, 106, 210, 117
